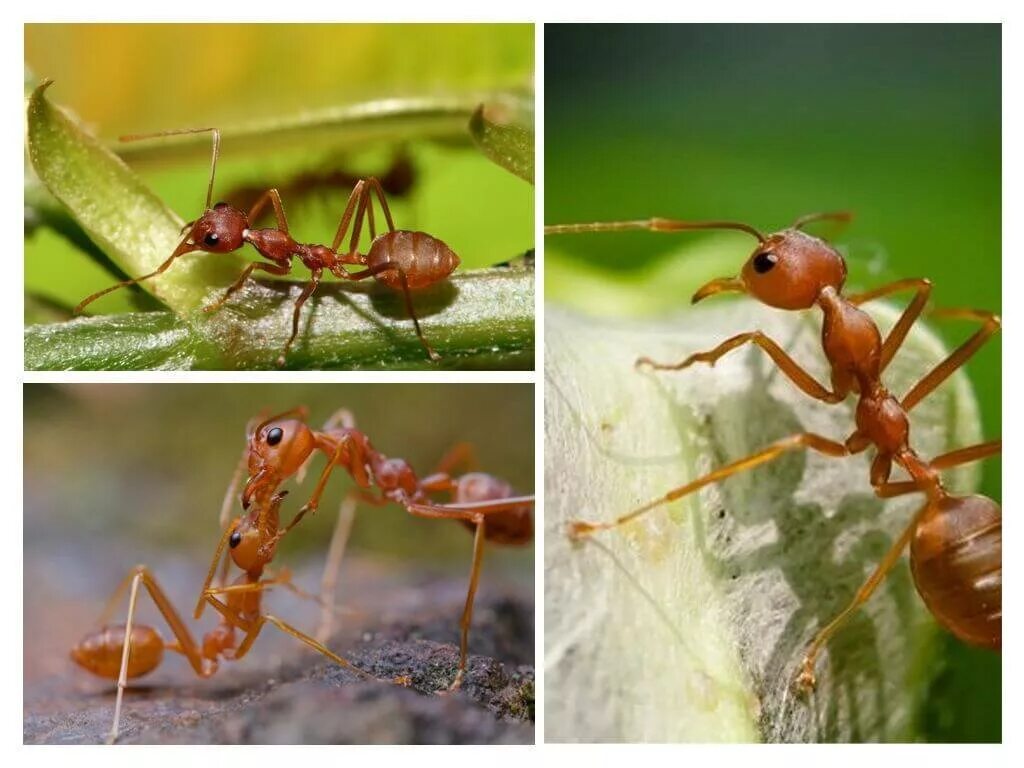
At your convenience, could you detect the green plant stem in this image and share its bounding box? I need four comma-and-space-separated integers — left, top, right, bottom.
26, 268, 533, 370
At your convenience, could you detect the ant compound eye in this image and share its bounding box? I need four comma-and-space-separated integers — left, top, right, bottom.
214, 201, 229, 209
203, 232, 220, 247
753, 251, 778, 274
229, 530, 242, 549
266, 427, 284, 446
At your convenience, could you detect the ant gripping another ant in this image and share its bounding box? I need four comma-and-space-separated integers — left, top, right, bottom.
74, 126, 461, 366
546, 211, 1001, 692
70, 407, 534, 743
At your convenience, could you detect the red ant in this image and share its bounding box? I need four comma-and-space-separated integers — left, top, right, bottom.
70, 407, 534, 743
546, 212, 1001, 690
73, 128, 461, 365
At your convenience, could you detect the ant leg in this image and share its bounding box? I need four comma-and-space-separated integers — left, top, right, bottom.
847, 278, 932, 372
402, 495, 535, 521
277, 268, 323, 367
107, 568, 142, 744
290, 434, 348, 523
931, 438, 1001, 470
316, 491, 359, 642
901, 309, 1001, 412
74, 234, 194, 314
570, 433, 848, 538
448, 514, 486, 691
331, 180, 368, 253
262, 615, 374, 679
205, 592, 373, 680
100, 566, 217, 742
796, 510, 921, 692
874, 439, 1003, 499
638, 332, 846, 405
365, 177, 397, 233
343, 262, 439, 361
323, 408, 357, 431
433, 442, 478, 475
195, 524, 236, 619
203, 261, 291, 314
246, 188, 290, 234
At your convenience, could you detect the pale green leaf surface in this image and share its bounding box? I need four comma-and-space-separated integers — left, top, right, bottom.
545, 302, 981, 742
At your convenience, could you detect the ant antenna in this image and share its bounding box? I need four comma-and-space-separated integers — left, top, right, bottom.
545, 218, 766, 243
121, 127, 221, 211
791, 211, 853, 231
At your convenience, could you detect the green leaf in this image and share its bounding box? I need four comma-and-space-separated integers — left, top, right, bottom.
114, 94, 503, 168
470, 101, 535, 184
545, 302, 982, 742
25, 267, 534, 371
26, 81, 239, 313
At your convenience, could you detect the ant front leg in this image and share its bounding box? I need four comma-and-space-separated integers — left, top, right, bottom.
201, 591, 373, 680
203, 261, 292, 314
278, 268, 323, 367
569, 433, 849, 538
246, 188, 290, 233
637, 331, 846, 405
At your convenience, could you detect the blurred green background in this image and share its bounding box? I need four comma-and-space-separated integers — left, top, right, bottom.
25, 24, 534, 319
545, 24, 1000, 742
25, 383, 533, 562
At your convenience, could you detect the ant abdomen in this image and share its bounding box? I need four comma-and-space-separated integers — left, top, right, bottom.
71, 624, 165, 679
911, 494, 1002, 649
367, 230, 460, 290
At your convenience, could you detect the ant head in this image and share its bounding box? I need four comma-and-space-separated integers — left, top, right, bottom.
227, 491, 288, 573
694, 229, 846, 310
242, 417, 316, 509
227, 514, 263, 572
739, 230, 847, 309
186, 203, 248, 254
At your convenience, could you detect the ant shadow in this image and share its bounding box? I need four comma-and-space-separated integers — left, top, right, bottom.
650, 348, 919, 742
207, 277, 460, 365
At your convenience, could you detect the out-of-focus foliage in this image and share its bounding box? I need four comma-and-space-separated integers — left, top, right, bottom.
24, 383, 534, 571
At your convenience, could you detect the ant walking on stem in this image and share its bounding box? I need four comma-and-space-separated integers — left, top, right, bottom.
546, 212, 1000, 690
73, 124, 461, 366
71, 407, 534, 743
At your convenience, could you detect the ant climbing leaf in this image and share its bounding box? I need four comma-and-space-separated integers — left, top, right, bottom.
545, 301, 984, 742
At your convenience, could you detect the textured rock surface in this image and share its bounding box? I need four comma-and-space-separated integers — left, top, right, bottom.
25, 591, 533, 745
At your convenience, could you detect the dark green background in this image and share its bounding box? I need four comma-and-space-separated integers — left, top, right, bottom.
545, 23, 1000, 742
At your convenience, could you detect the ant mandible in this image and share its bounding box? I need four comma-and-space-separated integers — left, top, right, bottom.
73, 127, 461, 365
546, 212, 1001, 691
